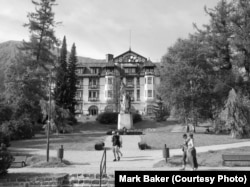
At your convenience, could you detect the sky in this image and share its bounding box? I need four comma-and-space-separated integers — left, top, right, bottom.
0, 0, 221, 61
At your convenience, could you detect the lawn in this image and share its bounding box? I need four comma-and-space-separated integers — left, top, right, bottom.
10, 118, 114, 151
153, 146, 250, 168
140, 119, 250, 150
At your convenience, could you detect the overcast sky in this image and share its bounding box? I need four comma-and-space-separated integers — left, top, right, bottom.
0, 0, 220, 61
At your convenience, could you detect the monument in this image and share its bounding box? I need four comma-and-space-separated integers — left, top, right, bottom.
118, 81, 133, 129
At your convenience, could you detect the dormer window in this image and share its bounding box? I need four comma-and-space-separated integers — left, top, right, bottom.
91, 68, 100, 74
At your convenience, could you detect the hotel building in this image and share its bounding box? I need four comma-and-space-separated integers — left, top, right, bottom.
75, 49, 160, 116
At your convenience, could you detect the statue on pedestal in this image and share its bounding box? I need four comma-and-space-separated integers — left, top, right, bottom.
120, 81, 131, 114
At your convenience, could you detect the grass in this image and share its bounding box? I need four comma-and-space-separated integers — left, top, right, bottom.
153, 146, 250, 168
26, 155, 71, 168
10, 119, 113, 151
140, 119, 250, 149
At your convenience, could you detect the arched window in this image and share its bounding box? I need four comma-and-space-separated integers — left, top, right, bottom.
89, 105, 98, 116
146, 105, 154, 115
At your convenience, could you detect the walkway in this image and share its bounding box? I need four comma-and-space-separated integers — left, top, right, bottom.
8, 134, 250, 174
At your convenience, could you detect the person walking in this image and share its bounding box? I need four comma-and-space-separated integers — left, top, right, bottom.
187, 133, 198, 170
111, 131, 121, 161
116, 131, 123, 159
180, 133, 188, 170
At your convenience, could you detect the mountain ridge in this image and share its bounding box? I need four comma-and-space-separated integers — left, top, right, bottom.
0, 40, 105, 93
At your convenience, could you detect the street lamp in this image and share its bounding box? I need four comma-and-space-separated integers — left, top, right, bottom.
46, 69, 52, 162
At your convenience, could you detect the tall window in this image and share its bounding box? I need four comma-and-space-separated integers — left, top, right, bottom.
148, 90, 153, 97
136, 77, 140, 86
108, 90, 113, 98
147, 77, 153, 84
108, 77, 113, 85
147, 105, 154, 115
89, 78, 99, 86
89, 91, 99, 98
137, 90, 140, 101
76, 91, 82, 99
91, 68, 99, 74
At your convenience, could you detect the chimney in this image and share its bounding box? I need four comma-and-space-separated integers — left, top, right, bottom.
106, 54, 113, 62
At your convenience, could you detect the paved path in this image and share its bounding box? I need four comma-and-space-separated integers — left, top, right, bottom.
8, 135, 250, 174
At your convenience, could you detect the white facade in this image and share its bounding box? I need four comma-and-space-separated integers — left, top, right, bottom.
75, 50, 160, 116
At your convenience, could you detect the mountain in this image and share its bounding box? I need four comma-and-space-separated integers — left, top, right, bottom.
0, 40, 105, 93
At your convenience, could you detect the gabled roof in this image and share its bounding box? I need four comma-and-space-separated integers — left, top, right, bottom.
114, 49, 147, 60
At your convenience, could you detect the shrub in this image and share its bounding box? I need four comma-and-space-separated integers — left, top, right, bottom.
67, 113, 78, 126
138, 142, 150, 150
132, 113, 142, 123
96, 112, 119, 124
0, 145, 14, 175
95, 142, 105, 150
1, 118, 34, 140
0, 132, 10, 147
0, 105, 13, 124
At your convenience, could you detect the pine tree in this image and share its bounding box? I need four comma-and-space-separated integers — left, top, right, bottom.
54, 36, 68, 109
230, 0, 250, 77
23, 0, 59, 70
4, 0, 59, 123
202, 0, 233, 70
67, 43, 78, 114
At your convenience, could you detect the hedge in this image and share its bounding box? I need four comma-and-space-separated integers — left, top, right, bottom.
96, 112, 142, 125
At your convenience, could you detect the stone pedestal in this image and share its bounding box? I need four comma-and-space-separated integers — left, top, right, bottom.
118, 113, 133, 130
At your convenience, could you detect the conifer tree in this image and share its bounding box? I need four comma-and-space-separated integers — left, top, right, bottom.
4, 0, 60, 122
67, 43, 78, 114
54, 36, 68, 109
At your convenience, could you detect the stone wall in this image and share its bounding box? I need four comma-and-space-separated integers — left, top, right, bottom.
0, 173, 115, 187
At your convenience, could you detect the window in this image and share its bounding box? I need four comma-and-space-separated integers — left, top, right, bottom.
89, 78, 99, 86
76, 91, 82, 99
91, 68, 99, 74
76, 68, 83, 74
148, 77, 152, 84
125, 68, 135, 74
75, 104, 82, 111
108, 90, 113, 98
137, 90, 140, 101
147, 105, 154, 115
148, 90, 153, 97
136, 77, 140, 85
89, 91, 99, 98
108, 77, 113, 85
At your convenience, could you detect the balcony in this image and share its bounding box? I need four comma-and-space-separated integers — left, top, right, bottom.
145, 71, 155, 76
106, 72, 114, 76
88, 84, 100, 89
126, 83, 134, 88
75, 97, 83, 101
88, 98, 100, 102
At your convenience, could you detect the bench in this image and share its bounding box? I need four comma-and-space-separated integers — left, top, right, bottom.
11, 156, 27, 167
222, 154, 250, 166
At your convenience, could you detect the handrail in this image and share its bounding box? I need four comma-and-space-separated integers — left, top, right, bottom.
100, 148, 107, 187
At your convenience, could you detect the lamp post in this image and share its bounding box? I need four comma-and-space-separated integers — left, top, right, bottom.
46, 69, 52, 162
190, 80, 196, 133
